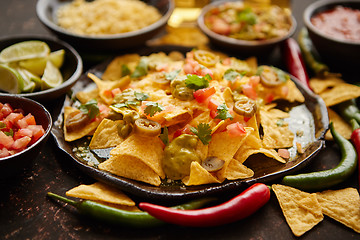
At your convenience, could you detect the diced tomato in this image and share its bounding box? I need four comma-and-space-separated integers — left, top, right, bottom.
0, 148, 10, 158
210, 109, 218, 119
208, 98, 220, 112
27, 125, 45, 144
226, 122, 246, 137
1, 103, 13, 118
14, 128, 33, 140
211, 17, 231, 35
242, 84, 258, 100
249, 76, 260, 88
111, 88, 122, 97
0, 131, 14, 149
11, 136, 31, 150
193, 87, 216, 103
5, 113, 24, 125
265, 93, 274, 103
173, 124, 192, 139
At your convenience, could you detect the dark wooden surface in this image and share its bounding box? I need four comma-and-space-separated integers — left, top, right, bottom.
0, 0, 359, 239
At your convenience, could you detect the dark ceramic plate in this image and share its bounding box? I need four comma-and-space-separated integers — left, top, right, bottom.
51, 48, 328, 201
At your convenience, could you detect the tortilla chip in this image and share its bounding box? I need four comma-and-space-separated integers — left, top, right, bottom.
66, 182, 135, 206
310, 77, 360, 107
109, 134, 165, 178
284, 80, 305, 103
221, 158, 254, 180
272, 184, 324, 237
182, 161, 221, 186
260, 107, 294, 149
89, 119, 124, 149
98, 154, 162, 186
325, 108, 352, 140
76, 88, 100, 104
102, 54, 140, 81
316, 188, 360, 233
63, 106, 100, 142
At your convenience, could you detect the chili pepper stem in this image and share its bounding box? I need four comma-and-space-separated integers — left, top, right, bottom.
47, 192, 77, 207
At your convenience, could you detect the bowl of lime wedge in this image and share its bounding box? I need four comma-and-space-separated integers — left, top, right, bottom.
0, 35, 83, 102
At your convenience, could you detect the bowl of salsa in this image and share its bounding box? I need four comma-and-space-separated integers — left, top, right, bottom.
0, 95, 52, 178
304, 0, 360, 70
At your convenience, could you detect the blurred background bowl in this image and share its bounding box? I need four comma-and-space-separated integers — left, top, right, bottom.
197, 0, 296, 58
0, 35, 83, 102
303, 0, 360, 70
0, 95, 52, 179
36, 0, 175, 53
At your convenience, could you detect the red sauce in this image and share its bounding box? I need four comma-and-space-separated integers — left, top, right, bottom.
311, 6, 360, 42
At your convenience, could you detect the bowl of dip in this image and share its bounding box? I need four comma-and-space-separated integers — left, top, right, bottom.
304, 0, 360, 69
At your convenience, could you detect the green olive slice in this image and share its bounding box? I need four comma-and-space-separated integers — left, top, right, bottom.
65, 111, 90, 132
202, 157, 225, 172
259, 66, 282, 87
233, 98, 257, 118
134, 118, 161, 136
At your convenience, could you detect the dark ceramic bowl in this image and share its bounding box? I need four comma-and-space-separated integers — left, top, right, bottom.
197, 1, 297, 57
304, 0, 360, 69
0, 95, 52, 179
36, 0, 175, 52
0, 35, 83, 102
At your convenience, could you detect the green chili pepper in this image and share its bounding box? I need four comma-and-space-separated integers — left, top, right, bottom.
282, 122, 357, 191
336, 99, 360, 126
47, 192, 216, 228
297, 28, 329, 77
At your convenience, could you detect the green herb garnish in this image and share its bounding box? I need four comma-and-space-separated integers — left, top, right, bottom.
144, 101, 165, 117
121, 64, 131, 77
134, 91, 149, 101
237, 8, 257, 25
131, 58, 149, 78
159, 126, 169, 146
190, 123, 212, 145
79, 99, 100, 120
185, 74, 211, 90
223, 69, 244, 81
215, 103, 233, 120
165, 69, 181, 81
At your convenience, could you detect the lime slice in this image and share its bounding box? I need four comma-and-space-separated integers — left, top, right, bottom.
19, 57, 47, 76
0, 41, 50, 63
0, 64, 24, 93
16, 67, 39, 93
41, 60, 63, 90
49, 49, 65, 68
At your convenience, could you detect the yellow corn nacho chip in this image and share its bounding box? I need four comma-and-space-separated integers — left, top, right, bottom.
221, 158, 254, 180
316, 188, 360, 233
310, 77, 344, 94
325, 108, 352, 140
63, 106, 100, 142
102, 54, 140, 81
182, 161, 221, 186
109, 133, 165, 178
98, 154, 162, 186
76, 88, 100, 104
66, 182, 135, 206
272, 184, 324, 237
89, 119, 124, 149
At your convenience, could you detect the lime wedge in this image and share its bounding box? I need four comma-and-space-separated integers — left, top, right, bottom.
0, 41, 50, 63
49, 49, 65, 68
19, 57, 47, 76
16, 67, 39, 93
0, 64, 24, 93
41, 60, 63, 90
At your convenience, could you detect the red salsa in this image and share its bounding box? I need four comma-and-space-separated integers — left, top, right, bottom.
311, 6, 360, 42
0, 103, 45, 158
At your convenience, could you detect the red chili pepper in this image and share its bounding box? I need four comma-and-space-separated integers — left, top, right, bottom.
282, 38, 312, 90
350, 119, 360, 190
139, 183, 270, 227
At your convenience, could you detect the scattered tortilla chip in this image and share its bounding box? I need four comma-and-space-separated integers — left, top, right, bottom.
310, 77, 360, 107
284, 80, 305, 103
182, 161, 221, 186
63, 106, 100, 142
260, 107, 294, 149
316, 188, 360, 233
66, 182, 135, 206
102, 54, 140, 81
89, 119, 124, 149
221, 158, 254, 180
98, 154, 162, 186
109, 133, 165, 178
325, 108, 352, 140
272, 184, 324, 237
76, 88, 100, 104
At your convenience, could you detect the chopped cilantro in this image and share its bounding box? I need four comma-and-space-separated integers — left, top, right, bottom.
79, 99, 100, 120
3, 129, 13, 137
215, 103, 233, 120
237, 8, 257, 25
121, 64, 131, 77
185, 74, 211, 90
159, 126, 169, 146
131, 58, 149, 78
0, 122, 6, 129
134, 91, 149, 101
144, 101, 165, 117
190, 123, 212, 145
165, 69, 181, 81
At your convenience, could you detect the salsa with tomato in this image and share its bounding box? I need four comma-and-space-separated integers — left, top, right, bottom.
0, 102, 45, 158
